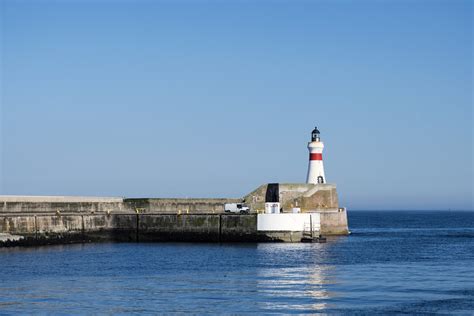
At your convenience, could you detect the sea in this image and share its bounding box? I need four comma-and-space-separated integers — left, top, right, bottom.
0, 211, 473, 315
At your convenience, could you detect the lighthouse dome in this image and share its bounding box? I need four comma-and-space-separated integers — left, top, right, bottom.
311, 126, 321, 142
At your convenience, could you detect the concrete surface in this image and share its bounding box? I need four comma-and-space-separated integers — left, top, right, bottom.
125, 198, 242, 214
243, 183, 339, 212
0, 183, 349, 246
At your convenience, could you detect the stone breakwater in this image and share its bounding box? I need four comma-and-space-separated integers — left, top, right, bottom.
0, 183, 349, 246
0, 213, 263, 246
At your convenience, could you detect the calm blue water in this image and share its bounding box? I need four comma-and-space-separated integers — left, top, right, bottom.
1, 211, 473, 315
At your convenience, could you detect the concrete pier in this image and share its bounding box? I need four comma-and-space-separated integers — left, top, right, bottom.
0, 183, 349, 246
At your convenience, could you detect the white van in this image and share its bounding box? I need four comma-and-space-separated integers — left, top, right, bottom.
224, 203, 250, 214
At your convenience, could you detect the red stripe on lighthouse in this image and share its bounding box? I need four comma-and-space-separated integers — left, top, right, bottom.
310, 153, 323, 161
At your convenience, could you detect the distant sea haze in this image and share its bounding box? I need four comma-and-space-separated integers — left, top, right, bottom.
0, 211, 473, 314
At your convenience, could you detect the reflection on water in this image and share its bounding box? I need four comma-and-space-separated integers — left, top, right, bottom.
256, 243, 335, 312
258, 265, 335, 311
0, 211, 473, 314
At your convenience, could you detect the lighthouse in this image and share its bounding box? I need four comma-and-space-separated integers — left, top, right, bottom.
306, 126, 326, 184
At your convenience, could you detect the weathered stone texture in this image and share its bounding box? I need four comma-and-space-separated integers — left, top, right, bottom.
220, 214, 258, 241
320, 210, 349, 235
0, 183, 349, 246
0, 216, 36, 234
35, 215, 83, 233
125, 198, 241, 214
244, 183, 339, 212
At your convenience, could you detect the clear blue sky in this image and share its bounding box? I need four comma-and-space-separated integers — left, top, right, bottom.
0, 0, 472, 210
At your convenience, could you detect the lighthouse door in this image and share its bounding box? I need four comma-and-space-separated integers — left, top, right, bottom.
317, 176, 324, 184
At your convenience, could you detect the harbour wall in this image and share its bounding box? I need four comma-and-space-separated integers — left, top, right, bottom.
125, 198, 241, 214
0, 213, 272, 246
0, 210, 348, 246
0, 196, 240, 214
0, 183, 349, 246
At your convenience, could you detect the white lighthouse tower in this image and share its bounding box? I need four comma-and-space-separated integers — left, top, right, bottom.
306, 126, 326, 184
